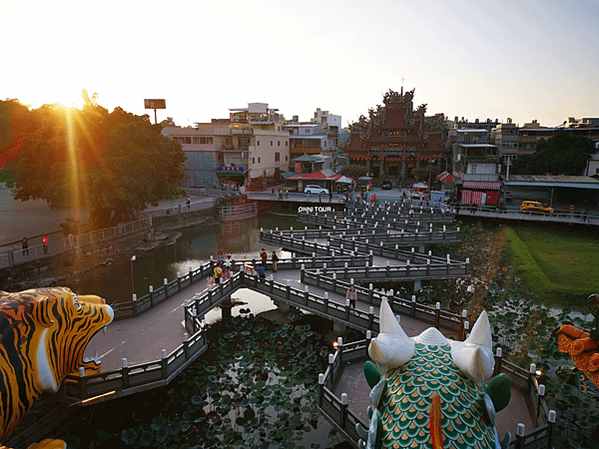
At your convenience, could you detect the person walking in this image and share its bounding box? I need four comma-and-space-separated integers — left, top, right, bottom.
22, 237, 29, 256
214, 263, 223, 284
42, 235, 49, 254
346, 285, 357, 308
260, 248, 268, 269
271, 251, 279, 273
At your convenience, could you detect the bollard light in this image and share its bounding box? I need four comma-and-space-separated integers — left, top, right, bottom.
496, 347, 503, 357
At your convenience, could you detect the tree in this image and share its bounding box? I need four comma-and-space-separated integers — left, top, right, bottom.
340, 163, 368, 180
511, 132, 595, 175
7, 101, 186, 228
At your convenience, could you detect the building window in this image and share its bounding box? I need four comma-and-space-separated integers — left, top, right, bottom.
193, 137, 199, 144
257, 140, 260, 146
277, 141, 280, 146
270, 141, 273, 146
252, 158, 255, 164
285, 156, 288, 161
275, 152, 280, 162
258, 157, 261, 163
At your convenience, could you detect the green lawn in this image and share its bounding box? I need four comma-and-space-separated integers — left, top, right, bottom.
505, 226, 599, 305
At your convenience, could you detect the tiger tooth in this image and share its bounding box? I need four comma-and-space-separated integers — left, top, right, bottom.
94, 351, 99, 364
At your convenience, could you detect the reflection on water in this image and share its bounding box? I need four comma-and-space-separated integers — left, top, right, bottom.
203, 288, 278, 325
74, 214, 302, 304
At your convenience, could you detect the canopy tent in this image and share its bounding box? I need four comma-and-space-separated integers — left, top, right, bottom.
437, 171, 456, 183
335, 175, 354, 184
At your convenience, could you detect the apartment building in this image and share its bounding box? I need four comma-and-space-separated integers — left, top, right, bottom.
161, 103, 290, 188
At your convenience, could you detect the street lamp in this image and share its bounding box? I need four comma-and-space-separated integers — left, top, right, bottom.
130, 255, 136, 295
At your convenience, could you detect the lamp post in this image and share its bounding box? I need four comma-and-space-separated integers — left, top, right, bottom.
130, 255, 136, 295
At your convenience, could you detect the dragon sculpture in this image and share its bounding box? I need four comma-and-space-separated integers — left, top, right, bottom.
357, 299, 511, 449
0, 287, 114, 449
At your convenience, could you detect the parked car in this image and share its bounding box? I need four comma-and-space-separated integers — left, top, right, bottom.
520, 200, 554, 214
304, 185, 329, 195
381, 179, 392, 190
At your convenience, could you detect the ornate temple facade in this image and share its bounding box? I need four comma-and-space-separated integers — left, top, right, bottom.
344, 88, 448, 181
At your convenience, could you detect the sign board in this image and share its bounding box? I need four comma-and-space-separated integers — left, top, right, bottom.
144, 99, 166, 109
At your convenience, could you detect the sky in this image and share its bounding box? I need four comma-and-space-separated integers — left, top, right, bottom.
1, 0, 598, 128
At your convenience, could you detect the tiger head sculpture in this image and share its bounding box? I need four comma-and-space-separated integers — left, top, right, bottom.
0, 287, 114, 445
357, 299, 512, 449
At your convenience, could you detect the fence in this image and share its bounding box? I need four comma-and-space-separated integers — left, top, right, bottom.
218, 201, 258, 221
318, 339, 557, 449
0, 217, 151, 269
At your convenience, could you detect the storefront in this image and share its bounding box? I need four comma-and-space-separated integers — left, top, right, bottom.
460, 181, 500, 205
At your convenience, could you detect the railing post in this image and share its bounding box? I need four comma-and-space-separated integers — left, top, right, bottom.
132, 294, 138, 316
78, 366, 87, 398
324, 292, 329, 314
369, 306, 374, 331
340, 393, 348, 429
177, 272, 182, 291
548, 410, 557, 447
149, 285, 154, 307
286, 280, 291, 301
183, 333, 189, 359
318, 373, 325, 407
537, 384, 545, 421
300, 264, 305, 283
515, 423, 525, 449
304, 285, 310, 306
163, 278, 169, 299
465, 257, 470, 275
369, 283, 374, 304
122, 358, 130, 387
345, 298, 351, 321
332, 272, 337, 294
189, 266, 194, 284
411, 295, 417, 317
161, 349, 168, 378
435, 302, 441, 328
494, 347, 503, 376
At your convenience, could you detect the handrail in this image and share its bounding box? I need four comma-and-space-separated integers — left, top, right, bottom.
0, 217, 151, 269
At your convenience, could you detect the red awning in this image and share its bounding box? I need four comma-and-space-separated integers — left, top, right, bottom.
437, 171, 455, 183
463, 181, 501, 190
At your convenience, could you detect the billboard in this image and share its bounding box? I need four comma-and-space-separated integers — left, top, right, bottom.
144, 99, 166, 109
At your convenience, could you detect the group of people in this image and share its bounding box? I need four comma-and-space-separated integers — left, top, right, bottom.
207, 251, 234, 287
256, 248, 278, 279
21, 235, 49, 256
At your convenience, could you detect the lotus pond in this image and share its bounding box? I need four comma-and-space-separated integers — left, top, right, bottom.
53, 310, 343, 449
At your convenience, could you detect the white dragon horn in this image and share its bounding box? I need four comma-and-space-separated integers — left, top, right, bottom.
451, 310, 494, 383
368, 298, 415, 373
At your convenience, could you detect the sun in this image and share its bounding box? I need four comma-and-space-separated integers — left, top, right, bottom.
22, 86, 88, 110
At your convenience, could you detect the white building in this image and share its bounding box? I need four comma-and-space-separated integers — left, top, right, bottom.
161, 103, 290, 188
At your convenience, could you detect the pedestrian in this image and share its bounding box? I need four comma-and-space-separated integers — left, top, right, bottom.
214, 263, 223, 284
260, 248, 268, 268
217, 250, 224, 264
42, 235, 49, 254
256, 264, 266, 280
207, 274, 215, 288
22, 237, 29, 256
582, 210, 589, 222
186, 196, 191, 209
285, 189, 289, 199
224, 266, 231, 280
346, 285, 357, 308
225, 254, 232, 271
271, 251, 279, 272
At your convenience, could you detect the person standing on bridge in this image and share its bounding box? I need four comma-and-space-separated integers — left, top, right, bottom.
260, 249, 268, 269
42, 235, 49, 254
214, 263, 223, 284
346, 285, 357, 308
271, 251, 279, 273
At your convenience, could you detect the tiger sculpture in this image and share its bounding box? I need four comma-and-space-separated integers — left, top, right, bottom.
0, 287, 114, 449
357, 299, 511, 449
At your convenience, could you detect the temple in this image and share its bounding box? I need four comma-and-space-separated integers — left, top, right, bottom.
344, 87, 448, 182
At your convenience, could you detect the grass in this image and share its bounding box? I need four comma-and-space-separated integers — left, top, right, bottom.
504, 225, 599, 306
